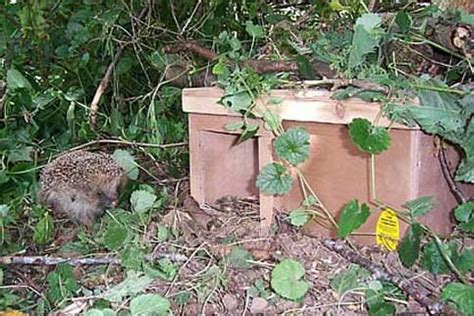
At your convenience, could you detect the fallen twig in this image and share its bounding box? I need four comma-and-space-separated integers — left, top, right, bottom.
0, 252, 188, 266
64, 139, 187, 153
89, 6, 150, 128
322, 239, 457, 315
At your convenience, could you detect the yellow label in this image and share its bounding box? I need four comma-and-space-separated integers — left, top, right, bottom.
375, 209, 400, 251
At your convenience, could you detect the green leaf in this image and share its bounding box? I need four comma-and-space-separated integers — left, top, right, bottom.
274, 127, 310, 166
6, 68, 32, 91
455, 248, 474, 273
102, 271, 153, 303
112, 149, 139, 180
454, 201, 473, 223
403, 196, 434, 217
338, 199, 371, 238
296, 55, 315, 80
221, 92, 253, 112
289, 209, 311, 227
302, 195, 317, 207
348, 118, 391, 154
8, 146, 34, 163
130, 294, 171, 315
224, 121, 244, 131
395, 11, 412, 33
103, 222, 128, 250
145, 258, 178, 281
157, 224, 170, 241
226, 246, 254, 269
84, 309, 116, 316
130, 190, 157, 213
271, 259, 309, 301
0, 204, 9, 218
330, 264, 369, 295
262, 110, 282, 133
245, 21, 264, 38
348, 14, 382, 68
440, 282, 474, 315
238, 123, 259, 143
47, 264, 80, 303
397, 223, 423, 268
120, 244, 145, 270
256, 163, 293, 195
456, 156, 474, 183
455, 201, 474, 233
33, 213, 54, 244
421, 240, 458, 274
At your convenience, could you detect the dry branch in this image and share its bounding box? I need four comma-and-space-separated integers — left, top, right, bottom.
89, 6, 150, 129
0, 252, 188, 266
438, 146, 468, 204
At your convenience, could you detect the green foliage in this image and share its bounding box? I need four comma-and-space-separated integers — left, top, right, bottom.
130, 190, 157, 213
145, 259, 178, 281
289, 209, 312, 227
348, 118, 391, 154
47, 264, 80, 303
338, 199, 371, 238
102, 271, 153, 303
440, 282, 474, 315
256, 163, 293, 195
348, 14, 383, 69
112, 149, 139, 180
421, 239, 458, 274
84, 309, 116, 316
454, 202, 474, 233
226, 246, 254, 269
274, 127, 310, 166
33, 212, 54, 244
397, 223, 423, 268
271, 259, 309, 301
330, 264, 369, 295
129, 294, 171, 316
103, 221, 129, 251
403, 196, 434, 218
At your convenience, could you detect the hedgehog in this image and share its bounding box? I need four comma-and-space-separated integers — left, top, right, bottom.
38, 150, 127, 226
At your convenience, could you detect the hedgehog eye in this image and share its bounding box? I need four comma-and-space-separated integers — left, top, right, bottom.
71, 195, 76, 202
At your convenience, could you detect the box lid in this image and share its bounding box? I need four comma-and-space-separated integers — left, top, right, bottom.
182, 87, 417, 129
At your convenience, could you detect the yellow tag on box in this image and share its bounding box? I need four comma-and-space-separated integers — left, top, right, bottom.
375, 209, 400, 251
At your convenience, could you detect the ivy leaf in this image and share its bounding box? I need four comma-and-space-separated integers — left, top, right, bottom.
330, 264, 369, 295
338, 199, 371, 238
7, 68, 32, 91
226, 247, 254, 269
130, 190, 157, 213
271, 259, 309, 301
274, 127, 310, 166
348, 118, 391, 154
33, 213, 54, 244
113, 149, 138, 180
102, 271, 153, 303
129, 294, 171, 316
8, 146, 33, 163
103, 222, 128, 250
397, 223, 423, 268
256, 163, 293, 195
245, 21, 264, 39
440, 282, 474, 315
403, 196, 434, 217
289, 209, 311, 227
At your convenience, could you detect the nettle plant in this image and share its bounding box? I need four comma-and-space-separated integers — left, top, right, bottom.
210, 11, 473, 314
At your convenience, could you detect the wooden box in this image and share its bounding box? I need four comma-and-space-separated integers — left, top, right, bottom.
183, 87, 472, 245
